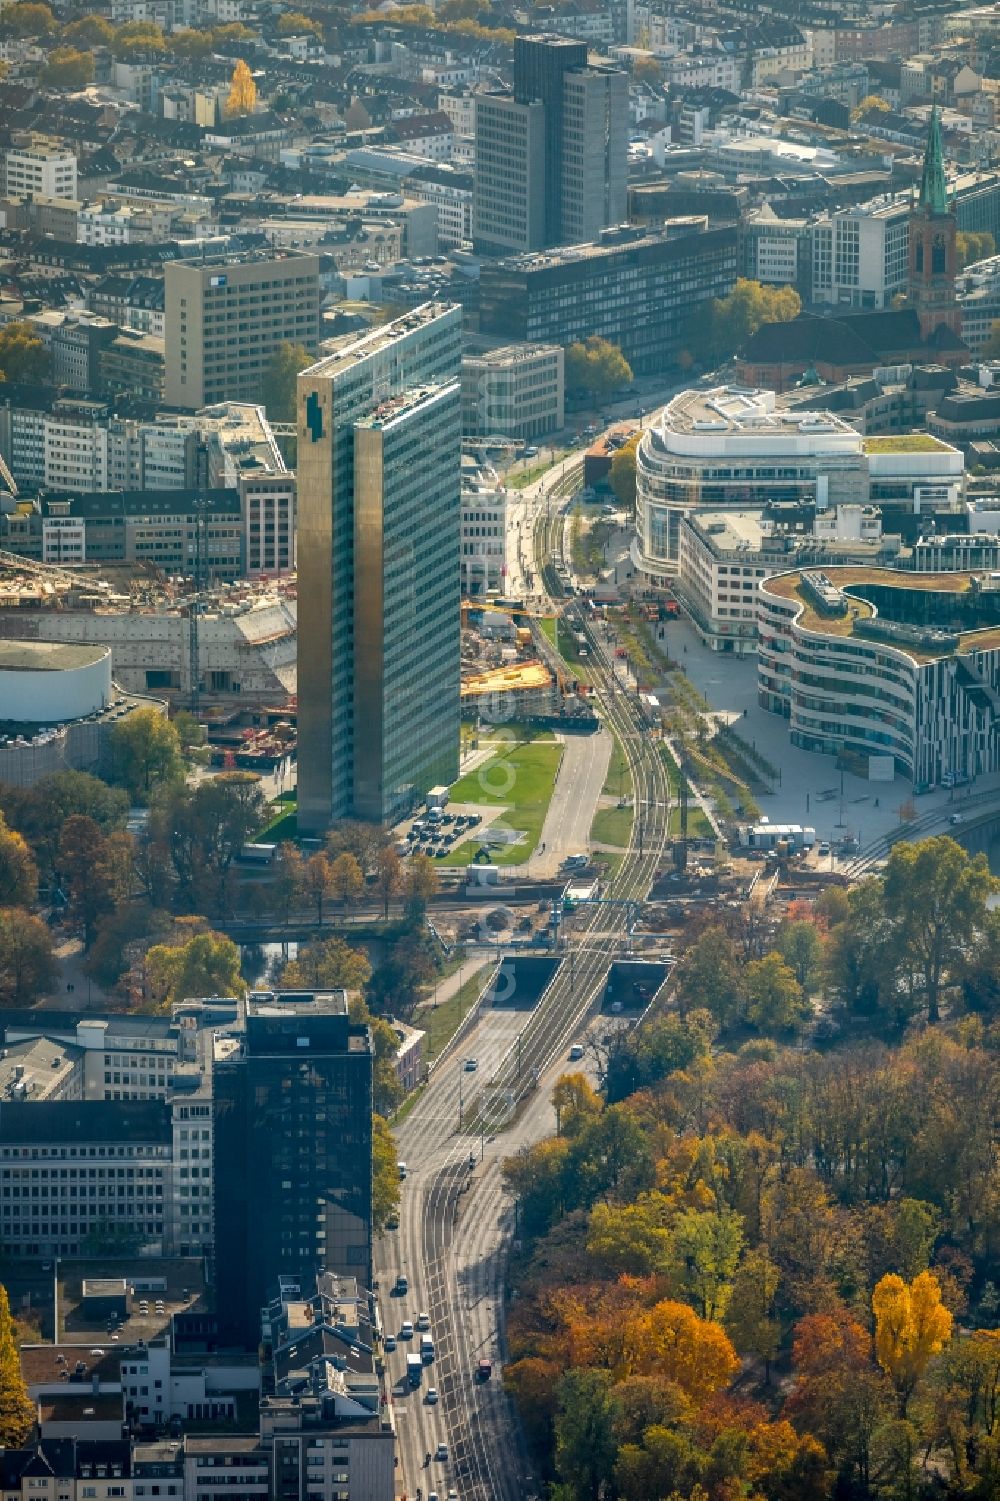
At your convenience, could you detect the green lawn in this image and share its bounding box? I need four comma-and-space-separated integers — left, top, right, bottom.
590, 802, 635, 849
660, 747, 714, 839
417, 962, 493, 1060
603, 731, 633, 800
257, 808, 297, 842
443, 740, 563, 865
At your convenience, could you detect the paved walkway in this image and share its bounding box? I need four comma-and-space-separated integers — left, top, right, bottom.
664, 613, 1000, 857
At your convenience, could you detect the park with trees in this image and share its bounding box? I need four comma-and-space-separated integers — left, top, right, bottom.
504, 835, 1000, 1501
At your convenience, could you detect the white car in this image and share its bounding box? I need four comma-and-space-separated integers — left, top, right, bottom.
426, 1387, 439, 1404
384, 1335, 396, 1352
400, 1320, 414, 1339
417, 1311, 430, 1330
435, 1443, 449, 1462
569, 1044, 584, 1061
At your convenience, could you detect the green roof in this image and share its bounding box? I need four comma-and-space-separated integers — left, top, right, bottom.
862, 434, 949, 453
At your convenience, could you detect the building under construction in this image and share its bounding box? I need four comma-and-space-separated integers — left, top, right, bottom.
0, 554, 297, 706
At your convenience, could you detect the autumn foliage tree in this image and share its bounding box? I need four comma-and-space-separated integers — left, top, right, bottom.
873, 1270, 953, 1413
0, 1283, 35, 1446
226, 58, 257, 115
0, 321, 49, 384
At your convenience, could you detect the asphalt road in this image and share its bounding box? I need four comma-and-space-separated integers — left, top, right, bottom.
533, 728, 612, 878
377, 464, 673, 1501
377, 1002, 531, 1500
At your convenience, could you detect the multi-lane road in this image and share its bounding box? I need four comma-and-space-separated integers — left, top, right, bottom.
380, 464, 672, 1501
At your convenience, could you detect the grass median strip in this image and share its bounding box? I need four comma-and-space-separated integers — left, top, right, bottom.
590, 801, 634, 848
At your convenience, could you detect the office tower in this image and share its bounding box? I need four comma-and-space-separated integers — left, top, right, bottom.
514, 34, 586, 246
163, 252, 320, 409
213, 992, 373, 1347
473, 33, 627, 254
472, 94, 547, 255
296, 302, 462, 832
560, 66, 629, 245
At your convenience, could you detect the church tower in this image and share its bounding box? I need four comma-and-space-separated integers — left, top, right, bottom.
908, 106, 962, 339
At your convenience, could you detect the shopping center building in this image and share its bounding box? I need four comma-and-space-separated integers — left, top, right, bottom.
758, 566, 1000, 787
635, 385, 964, 579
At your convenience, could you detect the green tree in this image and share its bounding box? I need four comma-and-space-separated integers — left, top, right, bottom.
111, 19, 166, 54
61, 13, 113, 43
41, 45, 94, 87
684, 278, 800, 365
725, 1247, 781, 1379
167, 25, 213, 56
150, 774, 266, 914
372, 1112, 400, 1232
110, 708, 182, 799
0, 814, 37, 907
0, 907, 54, 1003
565, 336, 633, 401
610, 433, 641, 513
555, 1367, 620, 1501
615, 1426, 703, 1501
262, 340, 312, 421
0, 321, 50, 384
883, 836, 997, 1023
664, 1207, 744, 1321
280, 936, 371, 992
745, 952, 806, 1032
0, 1283, 35, 1446
777, 917, 824, 989
0, 771, 128, 880
0, 1, 55, 36
330, 851, 364, 913
172, 710, 207, 754
957, 230, 996, 270
145, 929, 243, 1008
676, 926, 743, 1026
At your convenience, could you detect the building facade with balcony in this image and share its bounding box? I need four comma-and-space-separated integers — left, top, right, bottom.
758, 565, 1000, 786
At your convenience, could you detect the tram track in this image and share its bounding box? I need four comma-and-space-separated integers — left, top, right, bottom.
389, 458, 670, 1500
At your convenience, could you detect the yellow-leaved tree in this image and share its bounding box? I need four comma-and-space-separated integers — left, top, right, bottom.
0, 1282, 35, 1446
873, 1269, 952, 1413
226, 58, 257, 116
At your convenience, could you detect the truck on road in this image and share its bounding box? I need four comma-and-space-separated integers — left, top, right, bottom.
407, 1354, 423, 1386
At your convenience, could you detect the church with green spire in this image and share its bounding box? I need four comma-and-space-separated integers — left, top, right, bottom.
908, 106, 963, 340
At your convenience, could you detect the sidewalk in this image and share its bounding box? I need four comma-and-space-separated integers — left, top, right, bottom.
664, 613, 1000, 852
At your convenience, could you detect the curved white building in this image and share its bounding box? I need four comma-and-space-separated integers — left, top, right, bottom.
0, 642, 111, 724
635, 386, 866, 577
758, 567, 1000, 788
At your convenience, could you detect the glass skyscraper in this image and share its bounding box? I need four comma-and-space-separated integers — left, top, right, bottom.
296, 302, 463, 830
213, 993, 373, 1347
